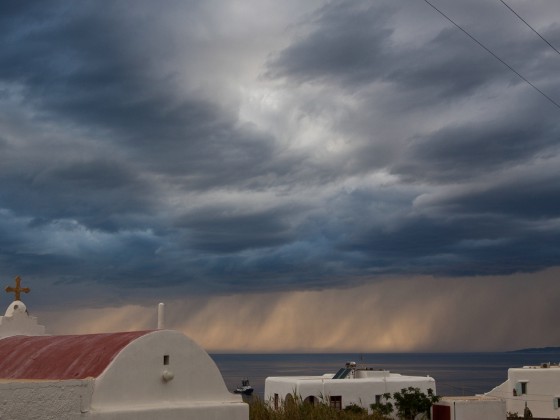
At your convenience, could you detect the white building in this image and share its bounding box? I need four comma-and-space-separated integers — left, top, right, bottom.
0, 277, 248, 420
0, 299, 46, 338
432, 396, 506, 420
485, 362, 560, 419
0, 276, 45, 338
265, 361, 436, 417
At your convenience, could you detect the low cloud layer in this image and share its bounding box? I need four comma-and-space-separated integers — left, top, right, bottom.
1, 0, 560, 350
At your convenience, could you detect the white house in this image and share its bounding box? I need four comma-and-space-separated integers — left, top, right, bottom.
0, 276, 248, 420
265, 361, 436, 417
485, 362, 560, 419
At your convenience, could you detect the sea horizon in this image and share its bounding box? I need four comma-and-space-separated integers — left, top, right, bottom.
211, 350, 560, 399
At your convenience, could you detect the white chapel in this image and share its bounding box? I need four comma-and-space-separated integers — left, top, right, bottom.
0, 276, 45, 338
0, 276, 248, 420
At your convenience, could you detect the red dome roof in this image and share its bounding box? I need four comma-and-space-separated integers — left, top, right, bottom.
0, 331, 153, 380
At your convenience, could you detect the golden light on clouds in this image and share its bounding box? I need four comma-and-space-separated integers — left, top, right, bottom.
41, 268, 560, 352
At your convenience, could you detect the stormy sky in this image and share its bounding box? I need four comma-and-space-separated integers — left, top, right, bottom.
2, 0, 560, 351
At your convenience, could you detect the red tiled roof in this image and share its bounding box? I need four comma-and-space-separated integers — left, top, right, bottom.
0, 331, 154, 380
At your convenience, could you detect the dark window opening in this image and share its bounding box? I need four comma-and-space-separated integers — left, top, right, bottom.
303, 396, 316, 405
514, 381, 528, 396
163, 354, 170, 365
330, 396, 342, 410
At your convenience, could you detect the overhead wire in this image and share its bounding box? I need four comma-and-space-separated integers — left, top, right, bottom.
497, 0, 560, 57
422, 0, 560, 111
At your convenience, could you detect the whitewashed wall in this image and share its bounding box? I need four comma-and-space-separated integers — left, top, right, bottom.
434, 398, 506, 420
487, 366, 560, 419
0, 379, 92, 420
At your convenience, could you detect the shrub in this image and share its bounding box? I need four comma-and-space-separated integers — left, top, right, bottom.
249, 396, 389, 420
343, 403, 367, 414
392, 387, 440, 420
370, 392, 393, 417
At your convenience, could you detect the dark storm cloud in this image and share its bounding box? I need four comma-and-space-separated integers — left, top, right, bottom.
263, 0, 560, 271
265, 1, 521, 99
386, 27, 511, 100
340, 211, 560, 276
177, 206, 298, 253
393, 117, 560, 183
421, 169, 560, 220
264, 1, 395, 88
0, 1, 287, 187
0, 158, 152, 232
1, 0, 560, 309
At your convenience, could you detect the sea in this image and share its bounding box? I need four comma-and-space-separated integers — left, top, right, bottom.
210, 351, 560, 399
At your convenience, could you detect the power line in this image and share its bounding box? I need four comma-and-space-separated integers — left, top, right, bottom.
422, 0, 560, 111
498, 0, 560, 57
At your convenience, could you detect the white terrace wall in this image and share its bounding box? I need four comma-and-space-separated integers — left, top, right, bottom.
434, 397, 506, 420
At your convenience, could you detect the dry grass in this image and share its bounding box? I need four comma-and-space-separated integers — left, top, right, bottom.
248, 397, 389, 420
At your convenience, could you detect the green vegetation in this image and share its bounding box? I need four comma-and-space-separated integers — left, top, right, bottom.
391, 387, 439, 420
370, 393, 393, 417
249, 387, 440, 420
249, 396, 386, 419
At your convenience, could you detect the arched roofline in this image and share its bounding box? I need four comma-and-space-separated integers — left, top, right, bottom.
0, 330, 155, 380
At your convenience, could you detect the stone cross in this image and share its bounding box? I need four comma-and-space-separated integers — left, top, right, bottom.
5, 276, 30, 301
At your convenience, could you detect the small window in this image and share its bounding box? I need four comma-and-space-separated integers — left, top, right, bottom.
303, 396, 316, 405
554, 397, 560, 410
163, 355, 170, 365
375, 395, 382, 404
514, 381, 528, 396
330, 396, 342, 410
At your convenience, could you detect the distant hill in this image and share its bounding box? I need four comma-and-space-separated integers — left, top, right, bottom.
509, 347, 560, 353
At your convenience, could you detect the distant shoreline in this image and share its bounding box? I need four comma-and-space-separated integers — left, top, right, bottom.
509, 347, 560, 353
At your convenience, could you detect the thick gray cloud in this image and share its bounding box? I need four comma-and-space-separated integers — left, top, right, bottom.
393, 117, 560, 182
1, 0, 560, 312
